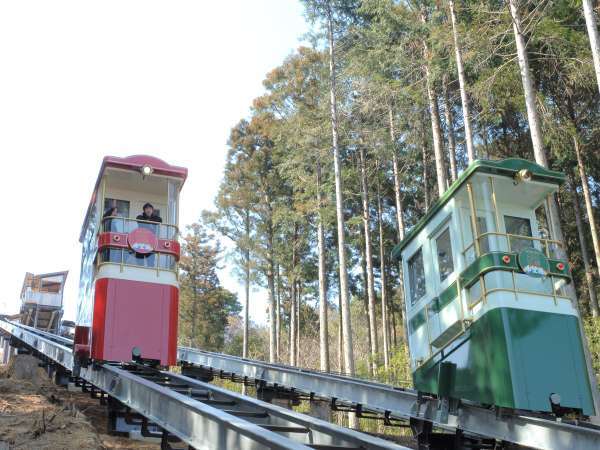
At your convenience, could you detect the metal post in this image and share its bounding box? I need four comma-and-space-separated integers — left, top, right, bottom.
466, 182, 487, 305
466, 182, 480, 257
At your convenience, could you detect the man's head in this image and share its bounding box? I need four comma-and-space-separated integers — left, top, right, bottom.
143, 203, 154, 217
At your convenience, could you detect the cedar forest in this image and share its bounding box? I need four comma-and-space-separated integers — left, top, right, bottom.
177, 0, 600, 392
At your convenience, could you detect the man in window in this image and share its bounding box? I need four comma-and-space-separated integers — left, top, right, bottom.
136, 203, 162, 229
134, 203, 162, 268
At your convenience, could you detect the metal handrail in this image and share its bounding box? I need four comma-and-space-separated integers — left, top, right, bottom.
101, 216, 179, 240
98, 217, 179, 275
462, 231, 564, 259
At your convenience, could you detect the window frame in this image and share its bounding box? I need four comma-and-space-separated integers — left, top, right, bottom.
433, 225, 456, 287
407, 247, 427, 306
503, 214, 535, 253
104, 198, 131, 219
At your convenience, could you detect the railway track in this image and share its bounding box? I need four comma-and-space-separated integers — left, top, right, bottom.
5, 319, 600, 450
176, 347, 600, 450
0, 319, 407, 450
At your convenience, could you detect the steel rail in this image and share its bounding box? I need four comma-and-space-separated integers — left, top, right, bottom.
3, 320, 73, 346
0, 319, 408, 450
7, 320, 600, 449
177, 347, 600, 450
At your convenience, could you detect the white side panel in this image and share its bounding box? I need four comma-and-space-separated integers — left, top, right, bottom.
96, 264, 178, 287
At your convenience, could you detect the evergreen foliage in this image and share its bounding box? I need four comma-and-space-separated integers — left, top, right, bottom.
189, 0, 600, 382
178, 223, 241, 351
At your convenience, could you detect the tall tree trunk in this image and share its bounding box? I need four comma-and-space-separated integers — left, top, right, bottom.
569, 174, 600, 317
289, 227, 298, 366
508, 0, 567, 264
442, 74, 458, 182
421, 125, 430, 212
376, 171, 390, 370
242, 214, 251, 396
390, 289, 398, 348
296, 281, 301, 365
388, 106, 410, 355
574, 137, 600, 296
509, 0, 545, 161
421, 11, 448, 197
326, 3, 355, 377
359, 238, 373, 366
510, 1, 600, 411
338, 291, 344, 373
267, 218, 276, 363
448, 0, 475, 162
191, 282, 198, 347
389, 104, 406, 243
276, 263, 281, 362
290, 283, 296, 366
583, 0, 600, 95
359, 147, 379, 375
243, 210, 250, 360
317, 159, 330, 372
425, 74, 447, 196
337, 274, 344, 373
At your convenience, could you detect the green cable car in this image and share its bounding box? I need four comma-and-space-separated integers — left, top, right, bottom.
392, 158, 596, 416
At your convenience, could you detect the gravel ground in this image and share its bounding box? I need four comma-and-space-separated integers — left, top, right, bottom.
0, 354, 159, 450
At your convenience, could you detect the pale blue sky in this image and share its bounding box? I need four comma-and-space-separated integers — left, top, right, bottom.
0, 0, 309, 324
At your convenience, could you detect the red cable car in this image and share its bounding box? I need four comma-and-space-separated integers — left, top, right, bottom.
74, 155, 187, 371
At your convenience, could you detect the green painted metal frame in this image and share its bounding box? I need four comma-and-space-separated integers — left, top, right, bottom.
412, 307, 595, 416
408, 251, 571, 333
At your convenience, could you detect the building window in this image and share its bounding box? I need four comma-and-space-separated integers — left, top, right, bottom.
408, 248, 426, 305
504, 215, 533, 253
436, 228, 454, 282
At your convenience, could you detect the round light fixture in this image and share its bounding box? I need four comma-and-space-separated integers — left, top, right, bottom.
502, 255, 511, 264
141, 165, 153, 176
513, 168, 532, 184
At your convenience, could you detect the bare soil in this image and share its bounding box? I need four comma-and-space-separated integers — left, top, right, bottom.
0, 354, 159, 450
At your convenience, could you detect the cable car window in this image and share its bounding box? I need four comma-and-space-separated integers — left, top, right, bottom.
408, 248, 426, 305
100, 248, 122, 264
504, 215, 533, 253
159, 224, 177, 240
435, 228, 454, 282
125, 250, 157, 268
167, 180, 179, 225
465, 216, 490, 263
103, 199, 130, 232
476, 217, 490, 254
104, 198, 130, 218
159, 254, 176, 271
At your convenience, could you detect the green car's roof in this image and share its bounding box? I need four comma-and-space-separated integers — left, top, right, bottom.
391, 158, 565, 262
